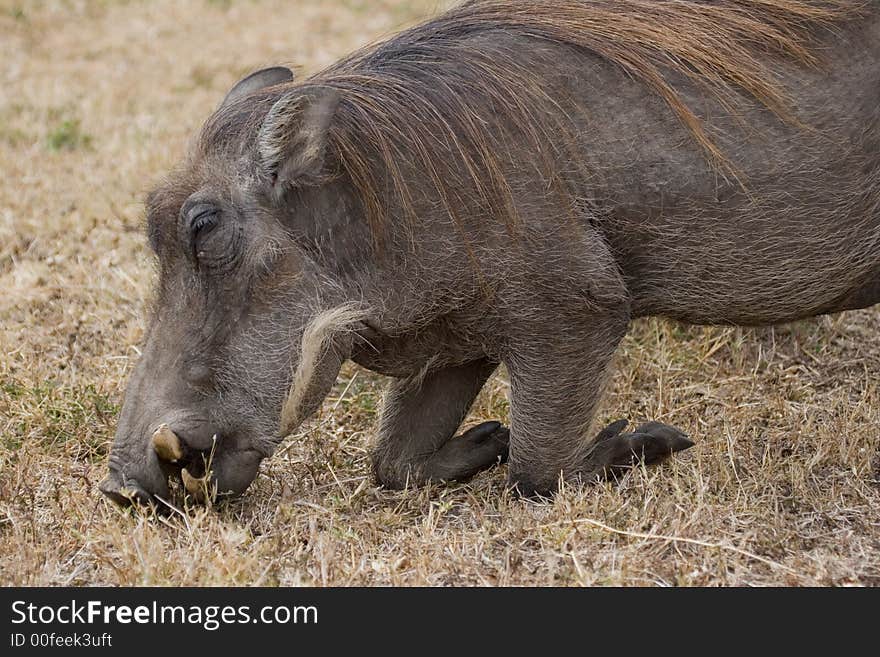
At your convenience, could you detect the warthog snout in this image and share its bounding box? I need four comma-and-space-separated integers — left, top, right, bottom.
100, 416, 224, 508
101, 411, 266, 508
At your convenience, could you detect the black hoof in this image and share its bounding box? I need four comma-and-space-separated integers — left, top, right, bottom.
424, 421, 510, 482
586, 419, 694, 478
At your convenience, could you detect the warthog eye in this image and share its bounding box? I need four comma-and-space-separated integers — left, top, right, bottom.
183, 203, 220, 261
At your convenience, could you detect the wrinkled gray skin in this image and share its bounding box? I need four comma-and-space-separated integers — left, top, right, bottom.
101, 11, 880, 506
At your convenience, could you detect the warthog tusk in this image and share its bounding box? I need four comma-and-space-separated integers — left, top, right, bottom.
181, 467, 208, 502
151, 424, 184, 462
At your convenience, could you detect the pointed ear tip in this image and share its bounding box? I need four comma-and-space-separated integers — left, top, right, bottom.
243, 65, 294, 83
262, 66, 295, 84
220, 66, 296, 109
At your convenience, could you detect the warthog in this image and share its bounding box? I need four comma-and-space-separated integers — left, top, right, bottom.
101, 0, 880, 506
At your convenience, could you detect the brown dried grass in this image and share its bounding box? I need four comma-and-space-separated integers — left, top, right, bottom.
1, 0, 878, 586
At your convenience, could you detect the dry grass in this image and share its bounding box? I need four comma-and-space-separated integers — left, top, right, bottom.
1, 0, 878, 587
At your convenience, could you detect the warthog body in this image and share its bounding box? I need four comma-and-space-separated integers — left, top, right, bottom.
101, 0, 880, 505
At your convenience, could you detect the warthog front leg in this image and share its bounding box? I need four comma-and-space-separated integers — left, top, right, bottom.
504, 310, 694, 497
371, 358, 508, 489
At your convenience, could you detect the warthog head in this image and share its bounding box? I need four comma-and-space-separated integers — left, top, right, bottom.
100, 67, 370, 506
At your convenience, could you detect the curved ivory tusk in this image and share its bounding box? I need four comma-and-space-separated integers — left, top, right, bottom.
151, 424, 184, 462
181, 467, 208, 503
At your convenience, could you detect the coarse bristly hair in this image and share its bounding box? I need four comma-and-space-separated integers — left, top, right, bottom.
200, 0, 865, 237
278, 303, 368, 436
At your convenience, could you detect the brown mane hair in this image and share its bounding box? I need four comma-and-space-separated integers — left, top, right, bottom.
209, 0, 866, 235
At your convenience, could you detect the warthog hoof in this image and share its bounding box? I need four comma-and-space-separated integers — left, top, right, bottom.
585, 418, 694, 479
423, 420, 510, 483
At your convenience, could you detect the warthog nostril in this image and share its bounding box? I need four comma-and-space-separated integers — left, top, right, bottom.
151, 424, 184, 463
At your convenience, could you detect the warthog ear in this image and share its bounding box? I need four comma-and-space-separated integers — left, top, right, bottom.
220, 66, 294, 109
257, 87, 340, 187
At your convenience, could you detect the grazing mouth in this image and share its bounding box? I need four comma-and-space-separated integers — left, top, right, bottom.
100, 425, 270, 509
150, 424, 216, 500
101, 463, 219, 509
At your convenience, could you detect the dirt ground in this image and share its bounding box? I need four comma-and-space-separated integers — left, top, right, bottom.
1, 0, 878, 586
